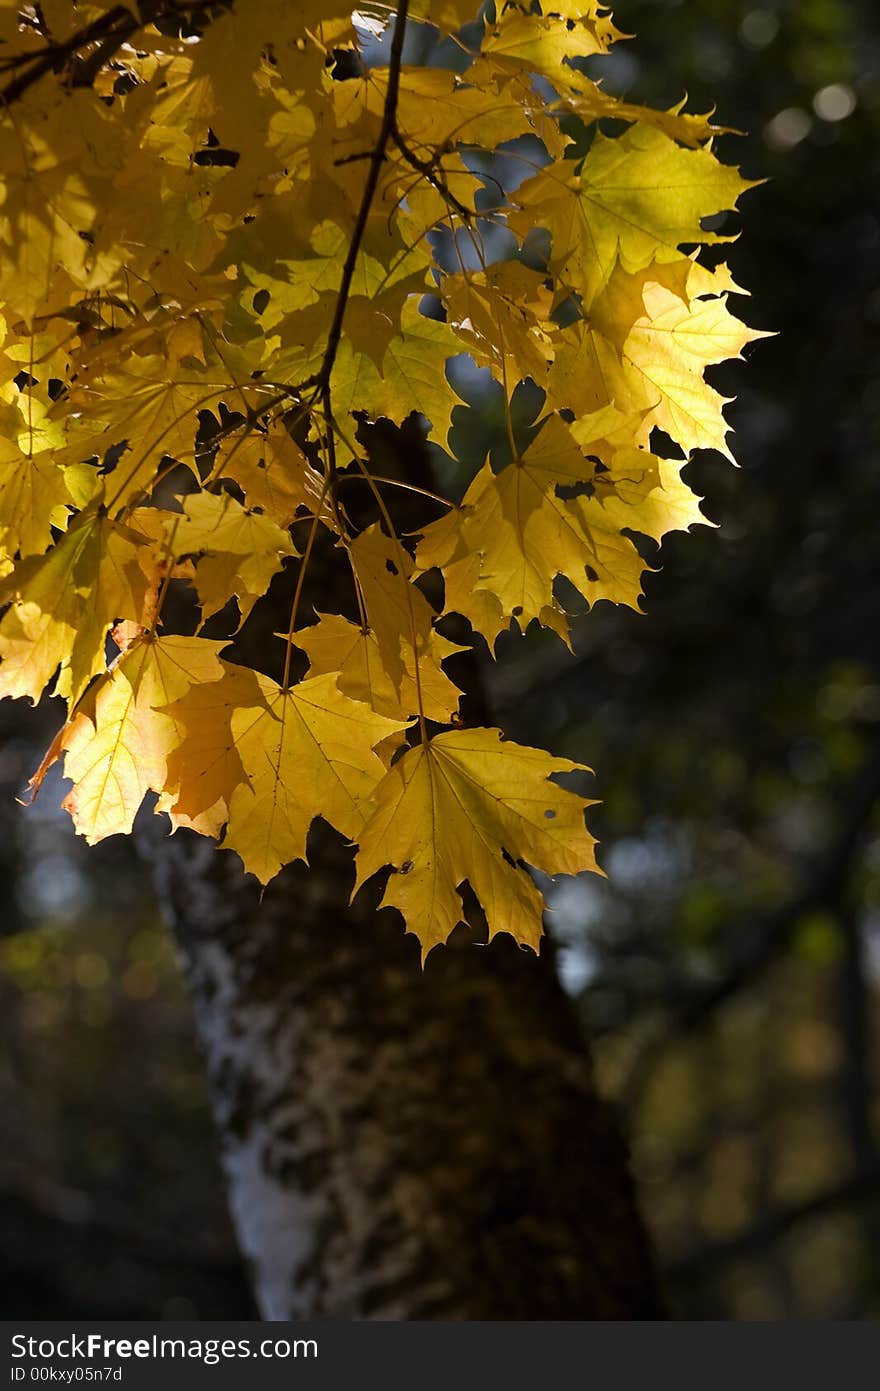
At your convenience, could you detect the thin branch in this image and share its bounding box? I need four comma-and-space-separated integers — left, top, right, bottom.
391, 124, 474, 221
279, 2, 409, 692
280, 494, 329, 692
317, 0, 410, 393
277, 0, 432, 739
0, 1, 212, 106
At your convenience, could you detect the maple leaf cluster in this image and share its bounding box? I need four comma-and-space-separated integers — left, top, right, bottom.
0, 0, 762, 956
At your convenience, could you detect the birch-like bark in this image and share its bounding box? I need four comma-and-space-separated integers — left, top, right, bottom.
151, 824, 662, 1320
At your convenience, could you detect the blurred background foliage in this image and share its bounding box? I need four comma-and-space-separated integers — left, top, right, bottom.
2, 0, 880, 1319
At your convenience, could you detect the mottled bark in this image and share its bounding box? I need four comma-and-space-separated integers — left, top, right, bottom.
149, 822, 663, 1320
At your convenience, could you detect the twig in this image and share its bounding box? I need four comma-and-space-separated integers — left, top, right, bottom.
277, 0, 410, 691
391, 124, 474, 221
317, 0, 410, 394
0, 1, 216, 106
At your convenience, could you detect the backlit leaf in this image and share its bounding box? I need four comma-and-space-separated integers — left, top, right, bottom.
355, 729, 599, 956
0, 1, 762, 954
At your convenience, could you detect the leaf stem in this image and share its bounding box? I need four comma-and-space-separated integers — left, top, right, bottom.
390, 125, 473, 221
280, 477, 332, 693
333, 473, 452, 508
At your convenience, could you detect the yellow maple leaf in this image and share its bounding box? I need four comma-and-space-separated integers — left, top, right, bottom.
482, 12, 610, 72
161, 661, 263, 839
62, 350, 246, 510
0, 396, 81, 559
217, 428, 330, 527
347, 523, 440, 700
511, 124, 756, 306
590, 451, 708, 542
553, 83, 724, 151
179, 670, 408, 885
445, 416, 647, 626
0, 0, 765, 957
442, 263, 555, 387
462, 459, 647, 622
534, 1, 624, 49
243, 217, 430, 359
408, 1, 480, 31
170, 490, 296, 629
327, 299, 467, 450
30, 634, 227, 844
0, 89, 124, 325
294, 611, 464, 724
609, 280, 767, 460
354, 729, 599, 957
364, 64, 536, 155
415, 498, 570, 648
0, 510, 155, 708
546, 262, 766, 460
416, 413, 708, 637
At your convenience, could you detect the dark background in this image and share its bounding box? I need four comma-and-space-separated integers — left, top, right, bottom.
2, 0, 879, 1319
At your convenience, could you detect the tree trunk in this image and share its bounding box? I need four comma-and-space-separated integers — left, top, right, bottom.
150, 823, 663, 1320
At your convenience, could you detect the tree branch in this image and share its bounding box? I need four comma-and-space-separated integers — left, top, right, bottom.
390, 124, 474, 220
0, 1, 217, 106
318, 0, 410, 393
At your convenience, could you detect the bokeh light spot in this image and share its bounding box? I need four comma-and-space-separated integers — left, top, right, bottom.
813, 83, 856, 122
739, 10, 780, 50
764, 107, 813, 150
